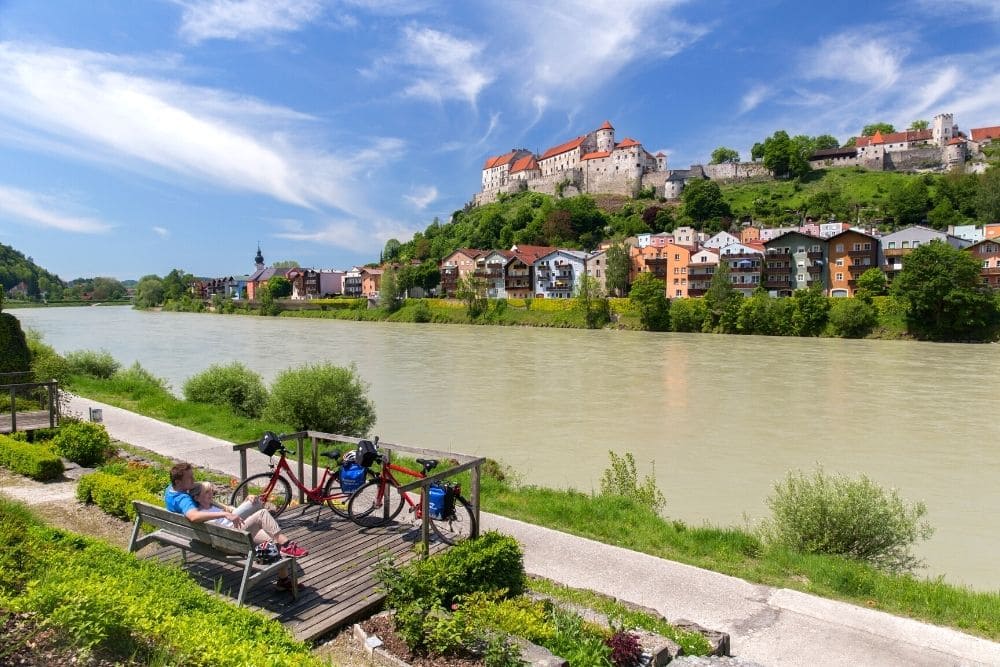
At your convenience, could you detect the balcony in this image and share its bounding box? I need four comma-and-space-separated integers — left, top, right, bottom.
807, 264, 823, 274
767, 265, 791, 273
722, 251, 762, 260
807, 251, 824, 259
687, 288, 707, 297
883, 247, 910, 257
505, 280, 531, 288
474, 269, 504, 279
545, 283, 572, 292
982, 267, 1000, 275
731, 266, 760, 273
848, 264, 873, 274
848, 248, 873, 257
765, 279, 789, 288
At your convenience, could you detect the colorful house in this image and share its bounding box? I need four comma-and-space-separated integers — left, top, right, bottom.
826, 230, 880, 297
764, 232, 827, 296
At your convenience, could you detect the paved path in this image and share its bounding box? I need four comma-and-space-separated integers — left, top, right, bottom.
66, 395, 1000, 666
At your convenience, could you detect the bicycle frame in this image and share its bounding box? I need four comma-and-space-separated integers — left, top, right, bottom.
262, 451, 338, 503
376, 457, 462, 517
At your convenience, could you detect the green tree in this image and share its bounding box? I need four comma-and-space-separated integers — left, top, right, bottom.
0, 311, 30, 374
379, 267, 402, 312
891, 241, 1000, 341
271, 260, 300, 268
813, 134, 840, 150
750, 142, 764, 161
702, 260, 741, 333
133, 276, 164, 309
575, 274, 610, 329
628, 273, 670, 331
909, 119, 929, 130
681, 179, 731, 223
762, 130, 794, 179
265, 363, 376, 436
888, 179, 930, 227
926, 199, 961, 230
710, 147, 739, 164
862, 122, 895, 136
669, 298, 707, 332
605, 241, 631, 297
855, 268, 888, 300
938, 171, 980, 218
828, 298, 878, 338
257, 283, 280, 316
976, 167, 1000, 223
792, 284, 830, 336
267, 275, 292, 298
456, 274, 488, 320
161, 268, 193, 302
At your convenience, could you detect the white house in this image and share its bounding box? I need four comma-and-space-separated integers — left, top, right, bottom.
533, 249, 588, 298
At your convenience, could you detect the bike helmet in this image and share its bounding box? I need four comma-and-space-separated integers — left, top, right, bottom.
342, 450, 357, 465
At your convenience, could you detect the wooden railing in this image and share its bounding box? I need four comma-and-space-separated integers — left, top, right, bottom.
0, 375, 59, 433
232, 431, 484, 556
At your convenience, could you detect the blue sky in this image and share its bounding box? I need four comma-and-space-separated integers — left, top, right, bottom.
0, 0, 997, 281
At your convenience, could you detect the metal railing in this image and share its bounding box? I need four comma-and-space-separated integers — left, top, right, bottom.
232, 431, 484, 556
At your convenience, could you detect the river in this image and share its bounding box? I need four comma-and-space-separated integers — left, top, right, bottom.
13, 305, 1000, 591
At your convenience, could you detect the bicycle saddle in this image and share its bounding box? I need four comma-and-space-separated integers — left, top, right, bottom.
416, 458, 439, 469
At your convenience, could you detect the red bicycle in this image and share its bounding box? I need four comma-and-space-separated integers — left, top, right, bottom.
229, 432, 375, 519
346, 450, 477, 544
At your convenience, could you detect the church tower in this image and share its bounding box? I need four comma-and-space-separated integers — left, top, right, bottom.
254, 244, 265, 271
596, 120, 615, 153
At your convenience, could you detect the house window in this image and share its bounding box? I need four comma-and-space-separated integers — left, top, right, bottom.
798, 274, 805, 281
836, 244, 844, 252
853, 243, 862, 251
811, 245, 820, 252
902, 241, 910, 248
863, 243, 871, 250
836, 258, 844, 266
888, 241, 896, 248
836, 273, 844, 281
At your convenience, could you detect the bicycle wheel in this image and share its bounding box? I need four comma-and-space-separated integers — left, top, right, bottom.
348, 480, 404, 527
431, 494, 477, 545
321, 468, 375, 519
231, 473, 292, 516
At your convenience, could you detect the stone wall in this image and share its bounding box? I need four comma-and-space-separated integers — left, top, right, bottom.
884, 146, 947, 171
526, 169, 583, 196
473, 180, 527, 206
640, 171, 669, 197
703, 161, 772, 181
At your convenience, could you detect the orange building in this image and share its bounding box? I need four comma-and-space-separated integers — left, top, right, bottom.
826, 230, 880, 297
740, 225, 761, 244
663, 242, 692, 298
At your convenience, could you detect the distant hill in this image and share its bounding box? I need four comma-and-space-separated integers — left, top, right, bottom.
386, 169, 978, 264
0, 243, 64, 299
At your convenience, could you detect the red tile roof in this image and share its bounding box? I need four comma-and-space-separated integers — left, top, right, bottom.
598, 120, 614, 131
539, 136, 587, 161
856, 129, 932, 147
615, 138, 640, 148
482, 151, 520, 170
510, 155, 539, 173
947, 137, 965, 145
971, 126, 1000, 142
510, 244, 558, 264
655, 151, 666, 157
581, 150, 610, 160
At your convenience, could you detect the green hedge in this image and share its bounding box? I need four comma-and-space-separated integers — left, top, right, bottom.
0, 498, 324, 666
76, 471, 162, 521
0, 434, 64, 480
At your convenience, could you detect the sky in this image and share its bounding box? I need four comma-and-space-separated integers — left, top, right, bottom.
0, 0, 998, 281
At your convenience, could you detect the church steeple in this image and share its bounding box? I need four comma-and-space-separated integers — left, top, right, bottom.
254, 244, 264, 270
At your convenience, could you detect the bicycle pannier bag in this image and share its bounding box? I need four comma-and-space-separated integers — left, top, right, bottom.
259, 432, 282, 456
355, 439, 379, 468
340, 463, 366, 494
428, 483, 447, 520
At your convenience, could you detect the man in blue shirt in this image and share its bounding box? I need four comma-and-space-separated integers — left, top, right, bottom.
165, 462, 245, 526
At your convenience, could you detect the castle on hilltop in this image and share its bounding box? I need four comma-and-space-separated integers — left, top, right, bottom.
474, 120, 677, 206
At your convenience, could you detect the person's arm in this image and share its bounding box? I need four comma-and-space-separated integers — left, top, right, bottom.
184, 507, 244, 526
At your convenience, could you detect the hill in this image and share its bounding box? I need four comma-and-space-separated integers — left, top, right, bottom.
385, 168, 988, 264
0, 243, 64, 300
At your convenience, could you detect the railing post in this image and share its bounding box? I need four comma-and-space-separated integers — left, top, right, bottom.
471, 462, 481, 538
421, 479, 431, 558
48, 381, 56, 428
239, 448, 248, 483
9, 387, 16, 433
296, 435, 306, 505
310, 435, 318, 490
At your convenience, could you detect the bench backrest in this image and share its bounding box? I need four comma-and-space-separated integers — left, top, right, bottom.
133, 500, 254, 554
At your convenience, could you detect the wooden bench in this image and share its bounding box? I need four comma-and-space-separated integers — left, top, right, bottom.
128, 500, 299, 605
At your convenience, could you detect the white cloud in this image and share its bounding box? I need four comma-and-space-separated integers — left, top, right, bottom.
274, 216, 420, 253
914, 0, 1000, 21
173, 0, 325, 43
801, 32, 905, 88
397, 26, 493, 106
152, 226, 170, 238
0, 42, 401, 216
403, 185, 438, 209
739, 85, 770, 114
0, 185, 111, 233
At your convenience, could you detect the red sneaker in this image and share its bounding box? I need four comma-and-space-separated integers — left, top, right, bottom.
280, 541, 308, 558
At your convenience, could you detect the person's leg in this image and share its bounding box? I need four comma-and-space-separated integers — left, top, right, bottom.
244, 509, 286, 543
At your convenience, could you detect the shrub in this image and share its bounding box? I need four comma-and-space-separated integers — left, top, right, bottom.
764, 467, 934, 573
109, 362, 170, 397
65, 349, 120, 379
411, 299, 432, 323
0, 434, 64, 480
599, 451, 666, 513
828, 298, 878, 338
669, 298, 707, 332
0, 312, 30, 374
182, 362, 268, 418
24, 329, 70, 385
76, 471, 162, 520
265, 362, 375, 436
606, 629, 643, 667
51, 421, 114, 467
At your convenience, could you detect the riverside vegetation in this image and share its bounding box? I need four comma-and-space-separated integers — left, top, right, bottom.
6, 329, 998, 641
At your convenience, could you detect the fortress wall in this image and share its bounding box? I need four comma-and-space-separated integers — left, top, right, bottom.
884, 146, 947, 171
527, 169, 583, 196
703, 162, 772, 181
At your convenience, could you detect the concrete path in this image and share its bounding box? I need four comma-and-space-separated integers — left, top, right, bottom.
65, 395, 1000, 666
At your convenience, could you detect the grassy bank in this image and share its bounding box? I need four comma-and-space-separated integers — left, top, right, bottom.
62, 375, 1000, 639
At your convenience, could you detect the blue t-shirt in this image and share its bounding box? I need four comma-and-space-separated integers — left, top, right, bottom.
165, 484, 196, 515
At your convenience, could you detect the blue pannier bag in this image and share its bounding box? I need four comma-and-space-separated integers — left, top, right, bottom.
427, 483, 447, 520
340, 463, 366, 493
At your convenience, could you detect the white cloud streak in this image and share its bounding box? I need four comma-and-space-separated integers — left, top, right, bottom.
397, 26, 493, 106
0, 42, 402, 216
274, 216, 420, 253
173, 0, 325, 43
403, 185, 438, 209
0, 185, 111, 233
739, 85, 770, 114
801, 32, 905, 88
152, 226, 170, 238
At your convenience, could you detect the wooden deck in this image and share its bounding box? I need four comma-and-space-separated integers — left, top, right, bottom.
143, 505, 449, 642
0, 410, 54, 434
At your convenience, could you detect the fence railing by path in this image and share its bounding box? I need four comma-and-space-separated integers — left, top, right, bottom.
232, 431, 484, 555
0, 378, 60, 433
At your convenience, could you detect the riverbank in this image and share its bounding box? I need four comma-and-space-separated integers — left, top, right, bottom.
58, 380, 1000, 641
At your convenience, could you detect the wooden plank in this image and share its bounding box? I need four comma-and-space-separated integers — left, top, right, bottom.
0, 411, 52, 434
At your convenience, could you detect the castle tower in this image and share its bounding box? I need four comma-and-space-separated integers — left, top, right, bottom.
596, 120, 615, 153
933, 113, 954, 147
254, 244, 265, 271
